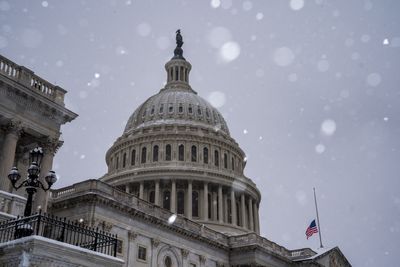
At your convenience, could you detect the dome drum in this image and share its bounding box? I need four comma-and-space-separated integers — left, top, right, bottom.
101, 33, 262, 235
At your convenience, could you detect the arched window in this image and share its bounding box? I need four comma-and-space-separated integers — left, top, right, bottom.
163, 190, 171, 210
231, 157, 235, 171
191, 145, 197, 162
192, 191, 199, 217
214, 150, 219, 167
131, 149, 136, 165
153, 145, 159, 162
165, 256, 172, 267
149, 191, 155, 203
165, 144, 172, 161
224, 153, 228, 169
203, 147, 208, 164
141, 147, 147, 164
122, 153, 126, 168
178, 144, 184, 161
177, 191, 185, 215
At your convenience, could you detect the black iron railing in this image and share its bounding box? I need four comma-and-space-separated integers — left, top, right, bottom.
0, 211, 118, 257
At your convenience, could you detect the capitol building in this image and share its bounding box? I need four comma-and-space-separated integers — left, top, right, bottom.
0, 32, 350, 266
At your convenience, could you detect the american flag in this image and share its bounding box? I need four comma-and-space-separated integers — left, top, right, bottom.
306, 219, 318, 239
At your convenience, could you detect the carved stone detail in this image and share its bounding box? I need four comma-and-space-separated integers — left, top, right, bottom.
181, 248, 189, 259
128, 231, 138, 241
199, 255, 206, 263
3, 120, 23, 137
152, 238, 160, 248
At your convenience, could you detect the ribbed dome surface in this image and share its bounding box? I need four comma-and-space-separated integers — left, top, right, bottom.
124, 88, 230, 135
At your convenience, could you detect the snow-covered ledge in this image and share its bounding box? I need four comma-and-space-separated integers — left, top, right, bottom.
0, 235, 124, 267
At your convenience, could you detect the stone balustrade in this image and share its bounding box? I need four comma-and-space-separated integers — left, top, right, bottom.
0, 190, 26, 220
51, 180, 316, 259
0, 54, 66, 105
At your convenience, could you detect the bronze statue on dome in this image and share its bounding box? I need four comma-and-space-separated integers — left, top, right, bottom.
173, 29, 185, 59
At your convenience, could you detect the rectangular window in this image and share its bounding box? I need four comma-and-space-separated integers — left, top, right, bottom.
138, 245, 147, 261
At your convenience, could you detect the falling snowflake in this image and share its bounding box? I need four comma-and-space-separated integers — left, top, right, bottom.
321, 119, 336, 136
273, 47, 295, 67
289, 0, 304, 11
220, 41, 240, 62
207, 91, 226, 108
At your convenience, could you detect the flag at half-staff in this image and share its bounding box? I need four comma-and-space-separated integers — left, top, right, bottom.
305, 219, 318, 239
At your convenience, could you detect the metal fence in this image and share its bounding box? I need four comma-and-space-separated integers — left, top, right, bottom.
0, 211, 118, 257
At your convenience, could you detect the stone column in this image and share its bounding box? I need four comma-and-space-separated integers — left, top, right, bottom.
203, 182, 208, 221
34, 138, 62, 212
254, 202, 260, 234
0, 121, 22, 192
223, 193, 228, 222
212, 192, 217, 221
218, 185, 223, 223
230, 189, 237, 225
241, 194, 247, 228
155, 180, 160, 206
248, 198, 254, 231
125, 184, 130, 194
171, 180, 176, 213
139, 181, 144, 199
186, 180, 192, 219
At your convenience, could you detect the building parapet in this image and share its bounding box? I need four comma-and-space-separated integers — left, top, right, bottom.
0, 54, 66, 106
0, 190, 26, 220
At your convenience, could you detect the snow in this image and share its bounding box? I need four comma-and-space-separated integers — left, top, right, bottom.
208, 27, 232, 49
289, 0, 304, 11
207, 91, 226, 108
366, 73, 382, 87
137, 23, 151, 37
210, 0, 220, 9
315, 144, 325, 154
321, 119, 336, 136
220, 41, 240, 62
317, 59, 330, 72
273, 47, 295, 67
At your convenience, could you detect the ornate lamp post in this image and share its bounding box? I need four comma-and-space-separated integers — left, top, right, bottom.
7, 147, 58, 217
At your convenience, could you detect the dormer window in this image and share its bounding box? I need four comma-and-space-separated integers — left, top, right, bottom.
178, 104, 183, 113
159, 104, 164, 113
150, 106, 155, 115
188, 105, 193, 114
168, 104, 174, 113
206, 109, 210, 118
197, 106, 202, 115
142, 109, 147, 118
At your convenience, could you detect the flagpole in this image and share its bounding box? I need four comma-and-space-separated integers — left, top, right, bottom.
313, 187, 323, 248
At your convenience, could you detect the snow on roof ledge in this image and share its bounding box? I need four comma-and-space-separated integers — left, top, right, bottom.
0, 235, 124, 263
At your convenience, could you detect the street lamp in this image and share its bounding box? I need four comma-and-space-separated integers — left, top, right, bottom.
8, 147, 58, 217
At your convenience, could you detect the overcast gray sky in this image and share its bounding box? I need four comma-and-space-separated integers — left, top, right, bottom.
1, 0, 399, 266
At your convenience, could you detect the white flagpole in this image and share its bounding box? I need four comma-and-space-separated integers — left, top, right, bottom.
313, 187, 323, 248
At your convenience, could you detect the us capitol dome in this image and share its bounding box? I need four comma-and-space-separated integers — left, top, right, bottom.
101, 30, 261, 235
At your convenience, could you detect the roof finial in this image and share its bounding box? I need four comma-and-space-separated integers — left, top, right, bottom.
173, 29, 185, 60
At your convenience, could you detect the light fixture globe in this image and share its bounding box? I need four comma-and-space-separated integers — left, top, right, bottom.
8, 167, 21, 184
45, 171, 57, 187
29, 147, 43, 166
27, 163, 40, 177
